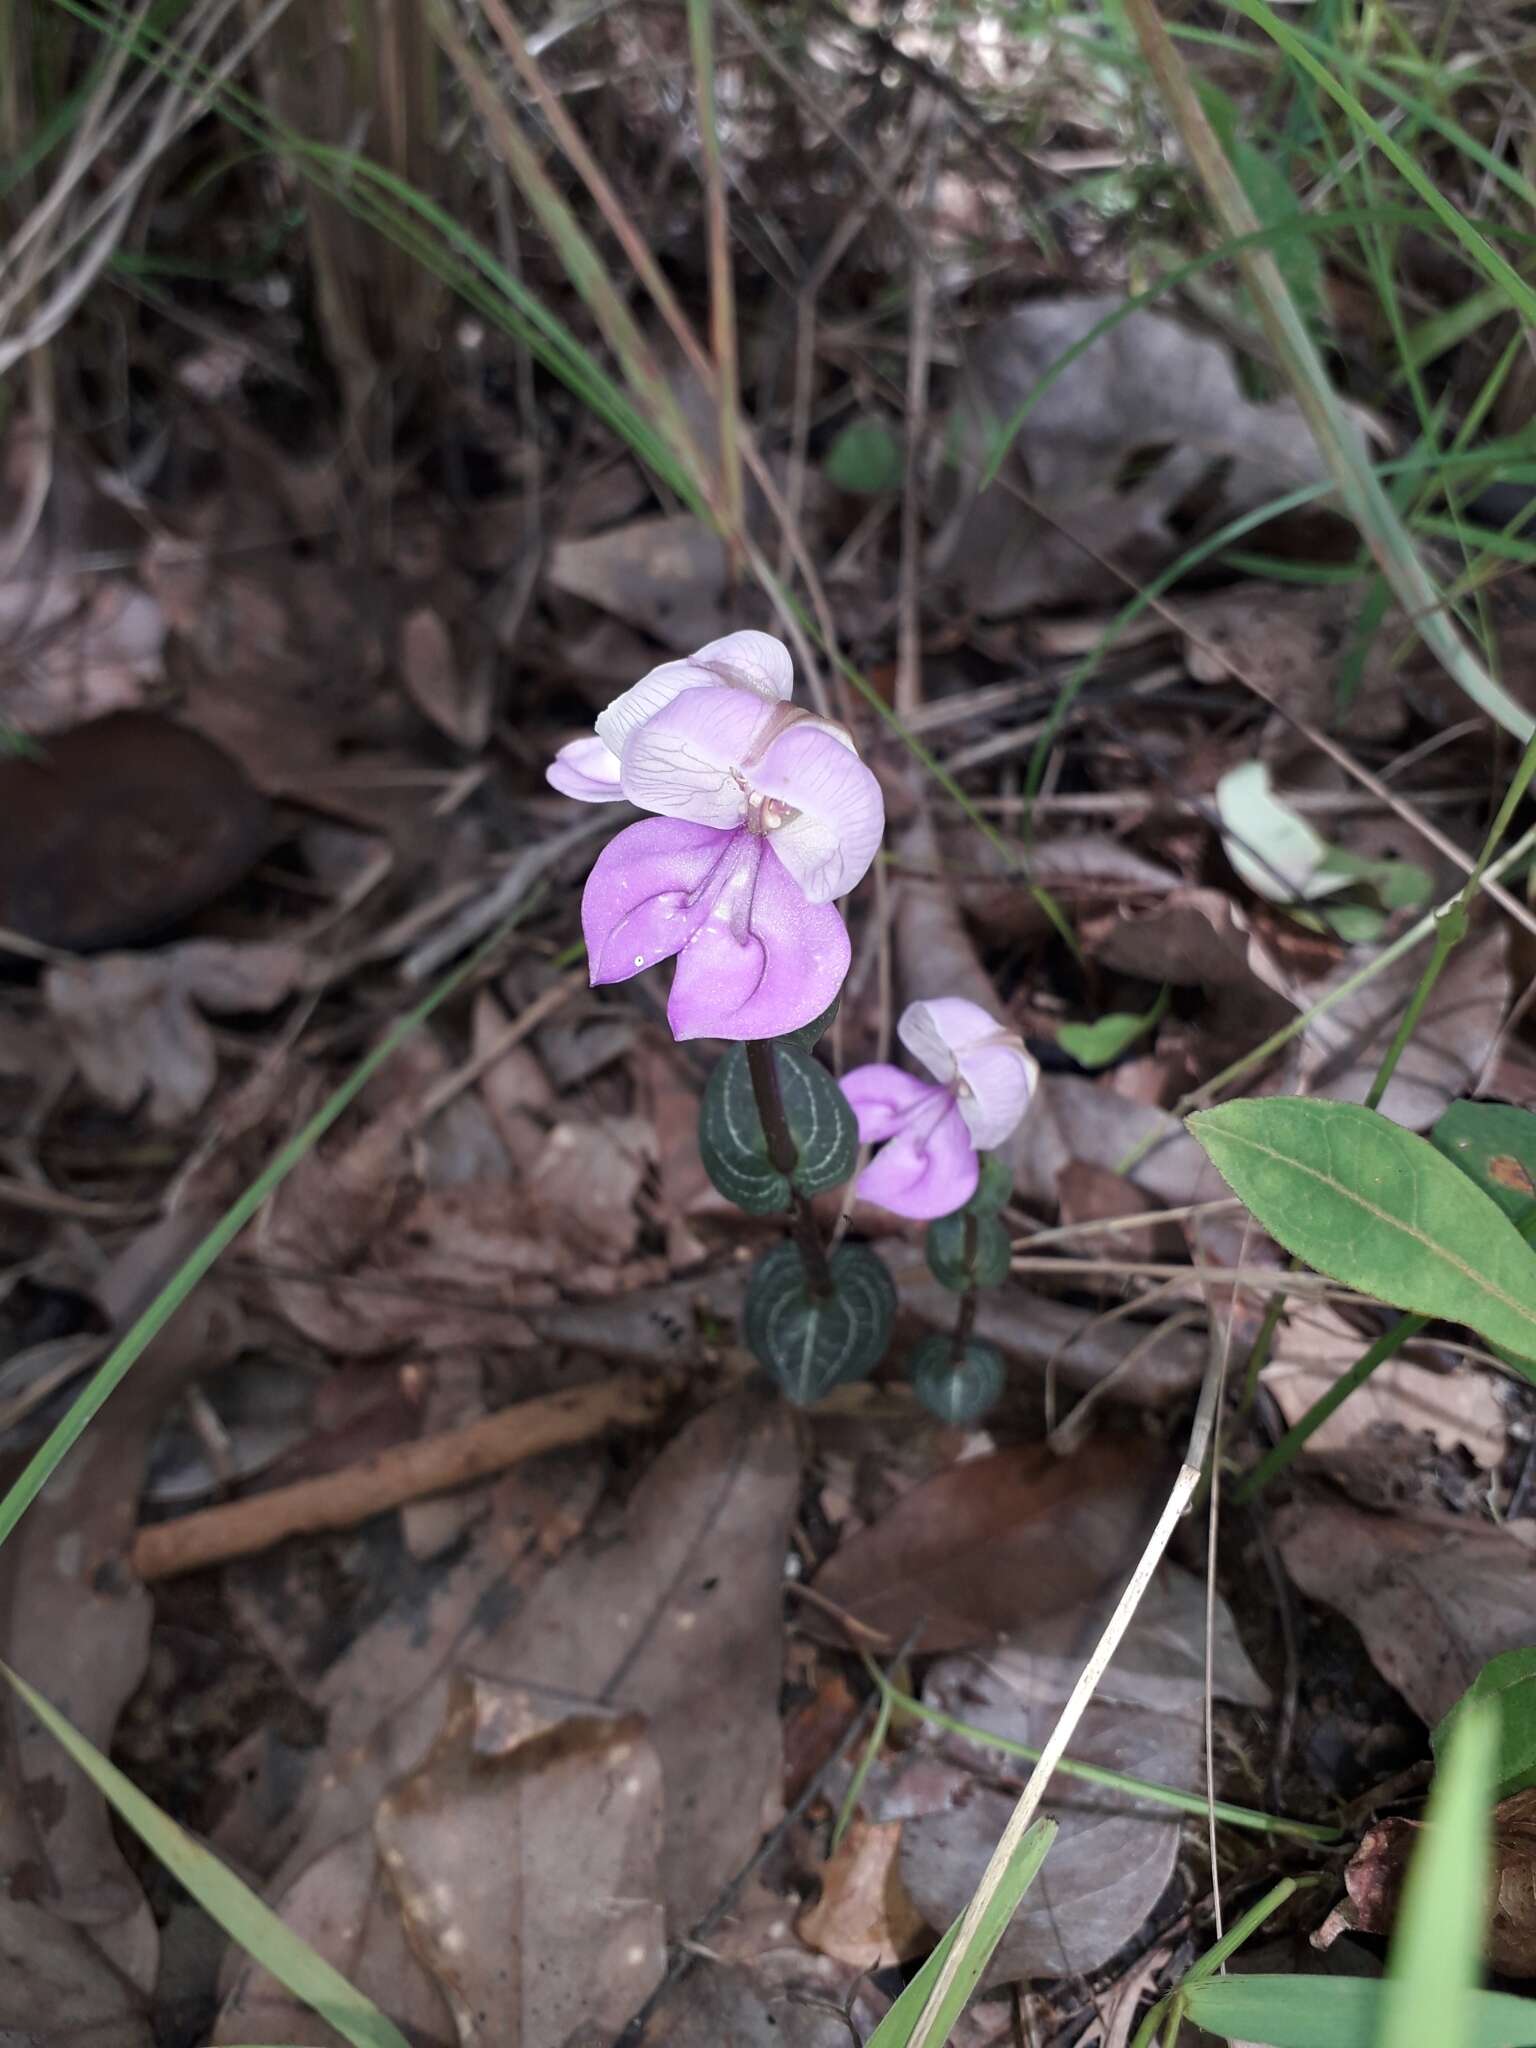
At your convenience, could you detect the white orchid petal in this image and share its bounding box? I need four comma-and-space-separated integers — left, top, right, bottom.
898, 997, 1036, 1147
757, 722, 885, 904
546, 735, 626, 802
617, 683, 765, 831
691, 629, 794, 701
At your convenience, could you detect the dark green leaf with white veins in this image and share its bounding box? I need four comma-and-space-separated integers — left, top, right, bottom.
1431, 1101, 1536, 1229
744, 1241, 895, 1405
909, 1334, 1006, 1424
1188, 1098, 1536, 1367
925, 1211, 1011, 1293
1433, 1648, 1536, 1798
698, 1043, 857, 1216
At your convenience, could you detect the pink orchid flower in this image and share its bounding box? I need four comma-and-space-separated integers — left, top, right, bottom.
552, 633, 885, 1041
841, 998, 1037, 1219
546, 629, 793, 801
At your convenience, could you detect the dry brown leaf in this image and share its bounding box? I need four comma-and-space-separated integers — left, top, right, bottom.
526, 1117, 652, 1263
547, 513, 744, 650
797, 1818, 929, 1971
1261, 1303, 1505, 1468
898, 1566, 1268, 1981
46, 939, 306, 1125
1088, 887, 1299, 1052
1276, 1497, 1536, 1724
1179, 582, 1407, 742
932, 298, 1344, 616
813, 1437, 1175, 1654
400, 604, 491, 750
1298, 924, 1510, 1130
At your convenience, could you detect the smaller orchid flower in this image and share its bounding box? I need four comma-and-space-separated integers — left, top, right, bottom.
547, 629, 793, 801
841, 998, 1037, 1220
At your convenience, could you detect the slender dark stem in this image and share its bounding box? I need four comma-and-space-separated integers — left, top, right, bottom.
745, 1039, 834, 1301
950, 1211, 978, 1364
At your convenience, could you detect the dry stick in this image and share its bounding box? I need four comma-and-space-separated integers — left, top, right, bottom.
745, 1041, 835, 1300
908, 1352, 1224, 2048
131, 1372, 671, 1581
686, 0, 744, 565
894, 96, 942, 723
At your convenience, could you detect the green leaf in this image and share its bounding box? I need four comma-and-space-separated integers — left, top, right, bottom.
1215, 762, 1429, 938
1431, 1102, 1536, 1229
698, 1043, 858, 1216
1181, 1976, 1536, 2048
909, 1335, 1006, 1424
777, 995, 840, 1052
1379, 1695, 1497, 2048
1434, 1649, 1536, 1799
1188, 1098, 1536, 1366
824, 416, 904, 495
965, 1150, 1014, 1216
865, 1818, 1057, 2048
1058, 987, 1168, 1070
744, 1241, 896, 1404
925, 1212, 1012, 1293
0, 1662, 410, 2048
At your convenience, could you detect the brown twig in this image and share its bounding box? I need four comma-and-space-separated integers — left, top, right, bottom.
130, 1371, 672, 1581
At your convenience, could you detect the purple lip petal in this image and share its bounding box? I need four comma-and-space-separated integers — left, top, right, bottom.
547, 735, 625, 801
755, 721, 885, 903
854, 1095, 979, 1220
839, 1063, 944, 1143
581, 816, 849, 1042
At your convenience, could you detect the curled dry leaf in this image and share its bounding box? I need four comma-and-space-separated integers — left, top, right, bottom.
898, 1566, 1269, 1981
399, 604, 491, 750
812, 1436, 1176, 1654
0, 712, 272, 949
1329, 1789, 1536, 1978
796, 1817, 929, 1971
1276, 1497, 1536, 1725
547, 513, 745, 651
45, 938, 307, 1126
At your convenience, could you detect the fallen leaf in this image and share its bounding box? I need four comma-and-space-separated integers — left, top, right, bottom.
1087, 887, 1299, 1052
1179, 581, 1407, 742
46, 939, 307, 1125
1216, 761, 1429, 939
638, 1961, 875, 2046
547, 513, 747, 650
1261, 1303, 1505, 1468
1298, 924, 1510, 1130
1276, 1497, 1536, 1725
399, 604, 491, 750
527, 1118, 652, 1262
813, 1437, 1175, 1653
0, 712, 272, 949
898, 1566, 1268, 1980
932, 297, 1345, 615
797, 1818, 929, 1970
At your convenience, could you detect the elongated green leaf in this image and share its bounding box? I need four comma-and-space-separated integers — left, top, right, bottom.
1379, 1695, 1497, 2048
1058, 988, 1168, 1070
865, 1819, 1057, 2047
1182, 1976, 1536, 2048
1, 1664, 410, 2048
1435, 1650, 1536, 1799
1188, 1099, 1536, 1364
1431, 1103, 1536, 1229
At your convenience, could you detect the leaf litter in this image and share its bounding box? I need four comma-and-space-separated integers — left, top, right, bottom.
7, 23, 1536, 2042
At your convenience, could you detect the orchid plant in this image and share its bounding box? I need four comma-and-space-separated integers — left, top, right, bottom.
548, 632, 1038, 1417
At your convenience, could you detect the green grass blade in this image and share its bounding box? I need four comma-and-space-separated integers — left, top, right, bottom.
1181, 1977, 1536, 2048
1377, 1694, 1499, 2048
864, 1818, 1057, 2048
0, 925, 512, 1553
0, 1662, 410, 2048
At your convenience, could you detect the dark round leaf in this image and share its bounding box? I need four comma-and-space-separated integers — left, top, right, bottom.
965, 1151, 1014, 1216
925, 1211, 1012, 1293
744, 1241, 896, 1405
698, 1043, 858, 1216
909, 1334, 1007, 1423
823, 417, 904, 495
778, 995, 841, 1052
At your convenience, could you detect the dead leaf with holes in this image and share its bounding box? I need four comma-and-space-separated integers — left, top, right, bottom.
896, 1566, 1269, 1982
45, 938, 306, 1125
931, 297, 1349, 615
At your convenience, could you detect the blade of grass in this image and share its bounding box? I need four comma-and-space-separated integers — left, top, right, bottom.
0, 1661, 410, 2048
1130, 1875, 1324, 2048
1120, 0, 1536, 745
0, 919, 515, 1552
1376, 1695, 1498, 2048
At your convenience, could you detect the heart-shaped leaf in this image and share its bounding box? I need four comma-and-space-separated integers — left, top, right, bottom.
777, 995, 840, 1053
964, 1151, 1014, 1216
1431, 1101, 1536, 1228
698, 1042, 858, 1216
743, 1241, 895, 1405
1189, 1098, 1536, 1366
909, 1334, 1006, 1423
925, 1212, 1012, 1293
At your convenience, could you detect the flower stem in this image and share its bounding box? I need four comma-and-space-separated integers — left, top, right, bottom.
950, 1211, 979, 1364
746, 1039, 834, 1301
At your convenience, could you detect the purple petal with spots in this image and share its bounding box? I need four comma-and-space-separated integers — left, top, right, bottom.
547, 734, 625, 801
852, 1088, 979, 1221
581, 815, 849, 1042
